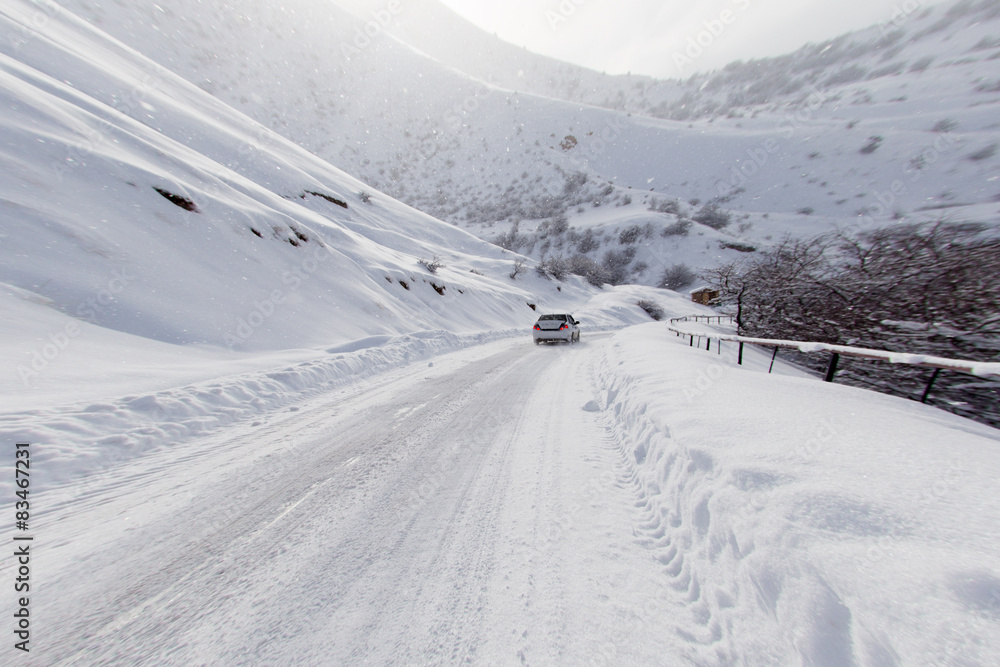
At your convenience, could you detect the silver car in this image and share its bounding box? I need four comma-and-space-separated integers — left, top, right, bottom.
532, 313, 580, 344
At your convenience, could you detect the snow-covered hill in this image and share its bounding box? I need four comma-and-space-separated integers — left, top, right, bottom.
53, 0, 1000, 288
0, 0, 556, 356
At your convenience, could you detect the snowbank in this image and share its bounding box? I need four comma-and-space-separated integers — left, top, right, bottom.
0, 328, 521, 497
595, 323, 1000, 665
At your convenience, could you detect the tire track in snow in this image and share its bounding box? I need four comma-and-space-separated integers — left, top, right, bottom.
35, 335, 685, 665
36, 341, 551, 664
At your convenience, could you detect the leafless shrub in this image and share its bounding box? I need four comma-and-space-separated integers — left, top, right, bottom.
659, 263, 696, 290
619, 225, 643, 244
967, 143, 998, 161
536, 256, 569, 281
650, 198, 682, 215
602, 247, 636, 285
860, 135, 884, 154
418, 257, 444, 274
494, 222, 525, 251
693, 204, 731, 230
568, 254, 610, 287
662, 219, 692, 237
637, 300, 665, 321
931, 118, 958, 133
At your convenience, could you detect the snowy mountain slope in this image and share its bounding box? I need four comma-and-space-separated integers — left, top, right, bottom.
367, 0, 998, 127
50, 0, 604, 218
0, 0, 557, 357
53, 0, 1000, 288
338, 0, 647, 103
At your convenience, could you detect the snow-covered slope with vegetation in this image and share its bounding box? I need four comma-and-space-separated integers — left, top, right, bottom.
54, 0, 1000, 290
1, 0, 550, 355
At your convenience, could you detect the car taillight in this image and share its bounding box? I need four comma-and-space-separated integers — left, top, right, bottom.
559, 323, 568, 330
533, 324, 541, 330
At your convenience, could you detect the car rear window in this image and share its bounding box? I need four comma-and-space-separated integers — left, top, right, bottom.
538, 314, 567, 321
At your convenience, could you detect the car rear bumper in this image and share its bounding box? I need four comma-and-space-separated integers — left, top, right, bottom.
533, 330, 572, 342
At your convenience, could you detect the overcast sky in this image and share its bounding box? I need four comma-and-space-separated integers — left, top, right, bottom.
435, 0, 945, 77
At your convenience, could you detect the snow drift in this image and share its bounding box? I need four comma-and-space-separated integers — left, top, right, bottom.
595, 323, 1000, 665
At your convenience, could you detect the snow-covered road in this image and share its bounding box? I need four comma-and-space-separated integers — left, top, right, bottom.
13, 324, 1000, 666
32, 335, 678, 665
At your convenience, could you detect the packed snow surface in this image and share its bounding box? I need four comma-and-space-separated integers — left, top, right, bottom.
5, 319, 998, 665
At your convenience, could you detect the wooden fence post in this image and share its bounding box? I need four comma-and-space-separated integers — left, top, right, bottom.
824, 353, 841, 383
921, 368, 942, 403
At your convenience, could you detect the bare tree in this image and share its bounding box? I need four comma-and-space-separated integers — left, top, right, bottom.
537, 256, 569, 281
509, 258, 526, 280
702, 222, 1000, 424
